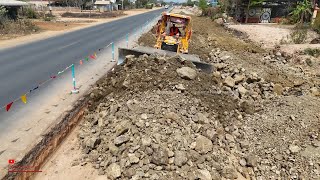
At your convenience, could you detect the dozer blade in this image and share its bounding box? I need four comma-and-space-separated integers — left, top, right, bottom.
118, 46, 213, 73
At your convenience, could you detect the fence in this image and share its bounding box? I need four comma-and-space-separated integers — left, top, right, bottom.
0, 17, 157, 113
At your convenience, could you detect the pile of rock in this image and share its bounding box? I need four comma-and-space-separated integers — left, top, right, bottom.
209, 48, 284, 101
75, 53, 320, 179
209, 48, 320, 98
75, 54, 258, 179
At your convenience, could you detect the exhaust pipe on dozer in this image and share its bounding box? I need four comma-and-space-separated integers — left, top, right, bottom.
118, 46, 213, 73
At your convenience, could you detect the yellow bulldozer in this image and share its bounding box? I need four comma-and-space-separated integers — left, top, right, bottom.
118, 12, 212, 73
155, 12, 192, 54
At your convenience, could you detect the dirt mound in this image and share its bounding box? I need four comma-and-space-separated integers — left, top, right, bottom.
138, 30, 157, 47
74, 52, 320, 179
75, 54, 264, 179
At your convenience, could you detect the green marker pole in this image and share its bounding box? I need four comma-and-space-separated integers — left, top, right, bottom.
71, 64, 79, 94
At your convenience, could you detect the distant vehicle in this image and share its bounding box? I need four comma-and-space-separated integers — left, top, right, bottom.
165, 5, 169, 9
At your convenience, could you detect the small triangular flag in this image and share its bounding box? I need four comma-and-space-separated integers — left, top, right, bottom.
90, 55, 96, 59
85, 57, 89, 61
6, 102, 13, 111
80, 60, 83, 65
21, 94, 27, 104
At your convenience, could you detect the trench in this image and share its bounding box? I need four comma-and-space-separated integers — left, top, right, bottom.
2, 94, 90, 180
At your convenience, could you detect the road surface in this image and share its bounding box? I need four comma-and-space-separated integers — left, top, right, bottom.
0, 8, 164, 111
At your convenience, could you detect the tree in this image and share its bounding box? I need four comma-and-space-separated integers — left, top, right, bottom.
218, 0, 232, 14
123, 0, 132, 9
0, 5, 7, 25
245, 0, 265, 23
199, 0, 207, 11
187, 0, 194, 7
290, 0, 312, 24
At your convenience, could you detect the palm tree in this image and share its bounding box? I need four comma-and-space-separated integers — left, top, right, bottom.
290, 0, 312, 24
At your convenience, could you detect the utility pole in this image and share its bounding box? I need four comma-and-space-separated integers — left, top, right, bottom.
48, 0, 52, 15
89, 0, 93, 18
122, 0, 124, 10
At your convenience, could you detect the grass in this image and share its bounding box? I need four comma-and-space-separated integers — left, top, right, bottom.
304, 48, 320, 57
0, 18, 39, 36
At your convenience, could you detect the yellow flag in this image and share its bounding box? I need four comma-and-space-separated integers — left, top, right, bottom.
94, 52, 97, 57
21, 94, 27, 104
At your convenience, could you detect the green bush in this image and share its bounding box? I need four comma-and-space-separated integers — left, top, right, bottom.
0, 5, 8, 25
290, 25, 308, 44
43, 13, 55, 21
304, 48, 320, 57
145, 4, 153, 9
199, 0, 207, 11
24, 8, 39, 19
0, 18, 39, 35
312, 13, 320, 33
202, 7, 222, 19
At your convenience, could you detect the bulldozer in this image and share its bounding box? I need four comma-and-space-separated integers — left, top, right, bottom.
118, 12, 212, 73
155, 12, 192, 54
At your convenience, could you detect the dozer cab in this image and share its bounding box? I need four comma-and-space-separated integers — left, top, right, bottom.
155, 12, 192, 54
118, 12, 212, 73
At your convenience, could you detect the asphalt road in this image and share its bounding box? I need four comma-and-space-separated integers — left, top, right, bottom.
0, 8, 164, 110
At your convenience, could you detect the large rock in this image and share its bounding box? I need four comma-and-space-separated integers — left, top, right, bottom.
151, 148, 169, 165
196, 169, 212, 180
107, 163, 121, 179
165, 112, 180, 121
174, 151, 188, 167
273, 84, 283, 95
141, 136, 152, 146
214, 63, 227, 70
114, 135, 130, 146
128, 153, 140, 164
289, 145, 301, 154
195, 112, 209, 124
176, 67, 197, 80
310, 87, 320, 96
246, 155, 258, 167
195, 135, 213, 154
222, 166, 238, 179
85, 137, 101, 149
234, 74, 245, 83
224, 76, 235, 87
238, 85, 247, 96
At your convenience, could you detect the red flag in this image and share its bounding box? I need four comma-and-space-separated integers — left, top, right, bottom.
8, 159, 15, 164
6, 102, 13, 112
80, 60, 83, 65
90, 55, 96, 59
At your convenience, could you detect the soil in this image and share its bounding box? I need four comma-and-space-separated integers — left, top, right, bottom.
138, 15, 265, 60
227, 24, 319, 49
137, 10, 320, 179
34, 21, 85, 31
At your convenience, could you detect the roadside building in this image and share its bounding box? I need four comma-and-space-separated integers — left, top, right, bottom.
0, 0, 28, 19
95, 0, 117, 12
28, 0, 50, 8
